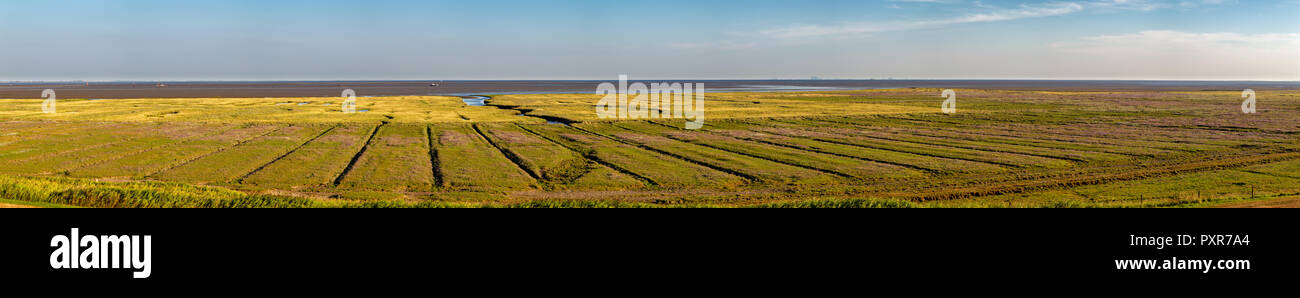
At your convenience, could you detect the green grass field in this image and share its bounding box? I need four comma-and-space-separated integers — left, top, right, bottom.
1, 89, 1298, 207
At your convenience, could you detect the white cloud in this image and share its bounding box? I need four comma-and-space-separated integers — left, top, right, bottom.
1089, 0, 1165, 11
1088, 0, 1236, 11
754, 1, 1240, 40
1050, 30, 1300, 80
1051, 30, 1300, 53
757, 2, 1084, 39
1179, 0, 1232, 8
668, 41, 757, 50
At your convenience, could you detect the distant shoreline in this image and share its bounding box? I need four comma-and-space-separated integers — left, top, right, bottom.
2, 79, 1298, 99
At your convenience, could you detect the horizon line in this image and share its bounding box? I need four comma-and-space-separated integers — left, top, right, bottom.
4, 78, 1300, 83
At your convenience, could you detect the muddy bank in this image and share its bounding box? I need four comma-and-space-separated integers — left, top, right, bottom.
3, 80, 1298, 99
475, 96, 571, 125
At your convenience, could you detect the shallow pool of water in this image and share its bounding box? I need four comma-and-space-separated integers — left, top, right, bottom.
460, 96, 488, 106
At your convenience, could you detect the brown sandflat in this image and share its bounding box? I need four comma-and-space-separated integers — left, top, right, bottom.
0, 202, 39, 208
2, 80, 1298, 99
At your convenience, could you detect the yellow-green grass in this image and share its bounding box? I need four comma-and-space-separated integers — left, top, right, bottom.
0, 123, 222, 174
0, 121, 121, 146
0, 89, 1297, 207
745, 120, 1074, 169
929, 165, 1300, 208
700, 120, 1005, 174
779, 117, 1133, 162
0, 197, 80, 208
0, 174, 287, 207
239, 124, 376, 189
578, 122, 838, 185
478, 123, 644, 190
0, 122, 141, 162
151, 124, 335, 184
613, 120, 923, 180
4, 168, 1296, 208
0, 96, 538, 124
876, 113, 1227, 153
336, 124, 435, 192
1210, 195, 1300, 208
70, 123, 282, 179
486, 91, 937, 123
519, 123, 746, 188
433, 124, 536, 190
1238, 158, 1300, 180
0, 174, 480, 208
864, 119, 1176, 157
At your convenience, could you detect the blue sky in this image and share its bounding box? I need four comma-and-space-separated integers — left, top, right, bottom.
1, 0, 1296, 81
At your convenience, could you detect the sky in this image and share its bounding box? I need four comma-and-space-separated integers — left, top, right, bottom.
1, 0, 1297, 81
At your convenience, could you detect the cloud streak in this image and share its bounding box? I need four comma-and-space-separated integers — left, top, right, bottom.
1051, 30, 1300, 53
758, 2, 1084, 39
1050, 30, 1300, 80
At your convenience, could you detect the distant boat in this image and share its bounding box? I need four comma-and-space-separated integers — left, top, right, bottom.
430, 83, 439, 87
